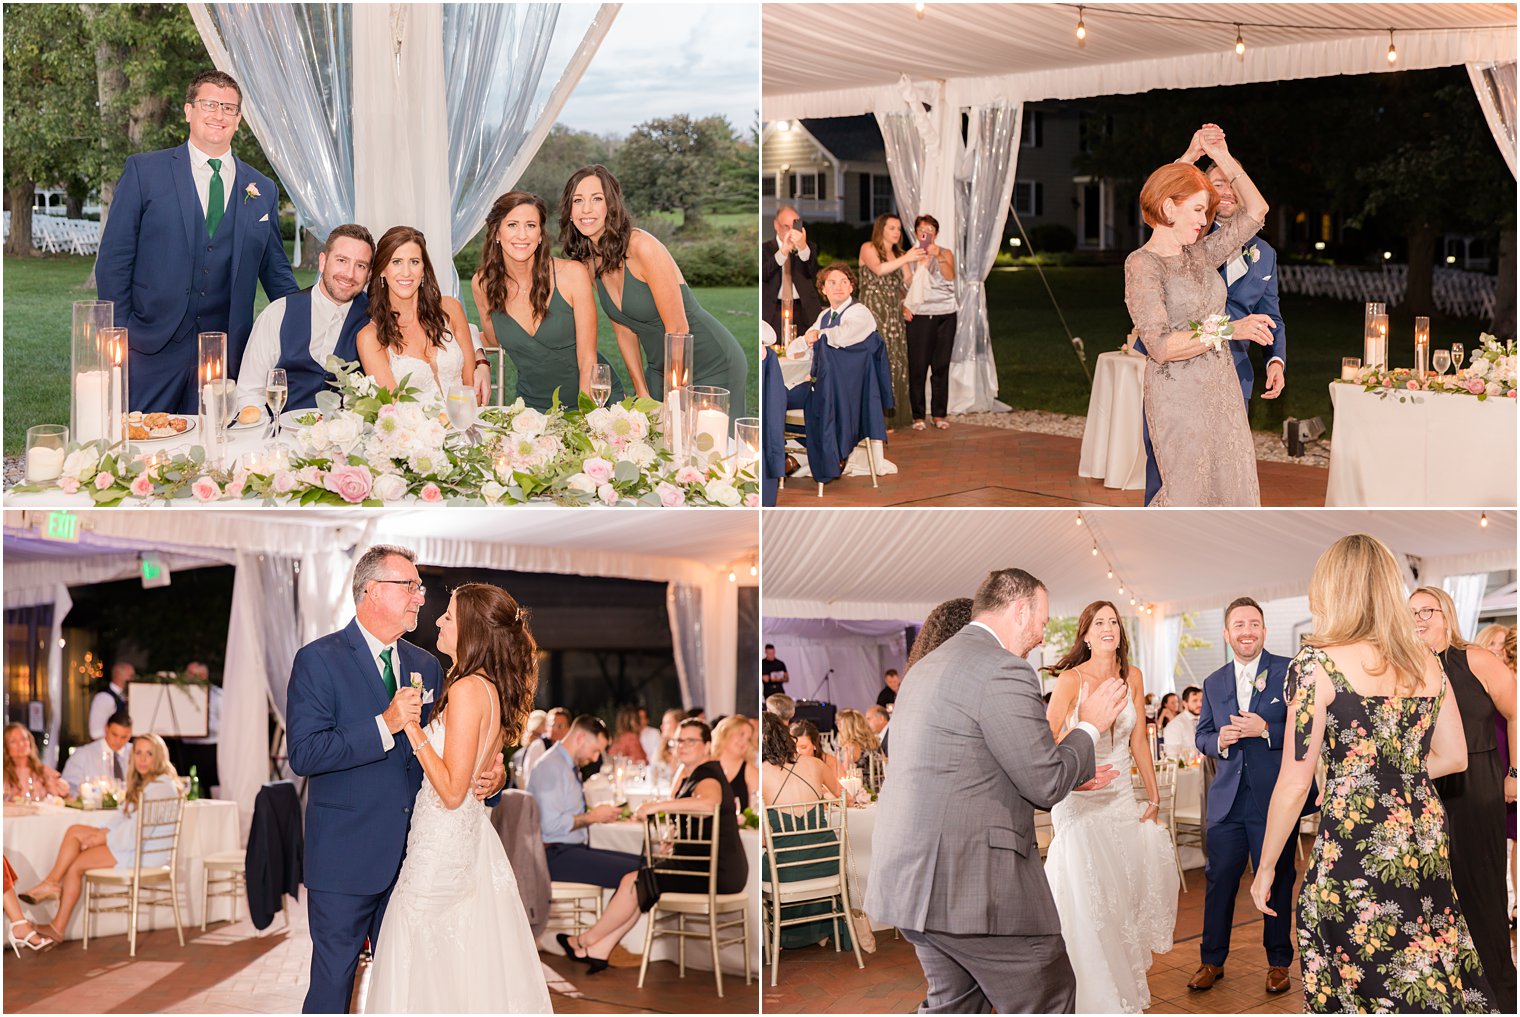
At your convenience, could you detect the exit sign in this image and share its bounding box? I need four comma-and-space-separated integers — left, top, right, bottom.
141, 553, 171, 589
42, 511, 80, 543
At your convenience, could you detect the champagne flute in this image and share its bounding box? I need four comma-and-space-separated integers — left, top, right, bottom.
589, 363, 613, 408
1432, 349, 1452, 377
1450, 343, 1465, 374
265, 368, 288, 440
445, 384, 477, 442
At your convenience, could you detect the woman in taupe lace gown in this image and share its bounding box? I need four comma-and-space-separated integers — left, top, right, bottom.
1124, 126, 1277, 506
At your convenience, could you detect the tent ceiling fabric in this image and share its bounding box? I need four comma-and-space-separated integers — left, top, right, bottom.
761, 509, 1517, 621
763, 3, 1517, 119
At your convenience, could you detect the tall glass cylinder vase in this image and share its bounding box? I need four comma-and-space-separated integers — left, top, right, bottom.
662, 332, 693, 401
688, 385, 730, 467
71, 300, 117, 446
1413, 316, 1431, 381
1363, 301, 1388, 368
733, 417, 760, 476
663, 387, 691, 461
198, 332, 231, 471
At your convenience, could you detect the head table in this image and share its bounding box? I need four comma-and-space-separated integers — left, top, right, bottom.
2, 798, 240, 939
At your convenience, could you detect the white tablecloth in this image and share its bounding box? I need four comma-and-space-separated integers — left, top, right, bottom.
533, 821, 760, 975
1326, 382, 1517, 506
1078, 350, 1147, 491
778, 351, 812, 390
839, 803, 890, 931
2, 798, 240, 939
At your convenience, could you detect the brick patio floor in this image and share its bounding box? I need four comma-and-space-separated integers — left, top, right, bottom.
775, 424, 1328, 508
2, 892, 760, 1014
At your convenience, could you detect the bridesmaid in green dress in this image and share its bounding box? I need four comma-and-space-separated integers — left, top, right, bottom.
557, 165, 748, 410
471, 190, 622, 411
857, 213, 925, 428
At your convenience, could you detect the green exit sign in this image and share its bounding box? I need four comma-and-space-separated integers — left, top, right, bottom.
42, 511, 79, 543
140, 552, 171, 589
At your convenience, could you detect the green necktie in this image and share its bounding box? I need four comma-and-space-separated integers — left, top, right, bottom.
379, 647, 397, 698
206, 158, 225, 237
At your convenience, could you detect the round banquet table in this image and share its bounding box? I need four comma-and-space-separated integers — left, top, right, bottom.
2, 798, 240, 939
533, 820, 760, 975
1078, 349, 1148, 491
1326, 382, 1517, 506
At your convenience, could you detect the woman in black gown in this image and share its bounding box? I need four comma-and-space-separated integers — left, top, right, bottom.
556, 718, 748, 972
1411, 586, 1517, 1005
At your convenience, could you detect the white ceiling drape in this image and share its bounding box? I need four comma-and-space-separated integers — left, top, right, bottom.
1469, 60, 1518, 177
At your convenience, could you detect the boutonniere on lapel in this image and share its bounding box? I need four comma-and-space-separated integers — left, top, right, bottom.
1253, 671, 1267, 694
243, 182, 260, 205
1243, 243, 1261, 264
410, 671, 434, 704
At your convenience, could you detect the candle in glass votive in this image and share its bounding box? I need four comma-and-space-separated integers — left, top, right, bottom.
27, 446, 65, 482
693, 408, 729, 456
73, 371, 109, 444
1414, 316, 1430, 380
1341, 357, 1362, 382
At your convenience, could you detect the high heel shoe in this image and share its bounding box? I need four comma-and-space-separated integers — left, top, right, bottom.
8, 917, 56, 956
556, 933, 609, 974
17, 883, 58, 905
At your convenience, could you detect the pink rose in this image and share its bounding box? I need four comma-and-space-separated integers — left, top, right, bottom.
298, 466, 326, 487
1382, 376, 1396, 388
745, 493, 760, 508
420, 482, 443, 503
1508, 389, 1516, 398
129, 474, 154, 498
656, 481, 685, 507
324, 464, 374, 504
224, 476, 246, 499
675, 466, 704, 485
272, 470, 298, 494
58, 476, 80, 495
583, 457, 615, 484
1405, 379, 1420, 391
1465, 377, 1486, 395
597, 483, 619, 506
191, 476, 221, 502
94, 470, 115, 491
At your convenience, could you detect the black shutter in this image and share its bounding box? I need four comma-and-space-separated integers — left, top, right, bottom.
859, 173, 871, 221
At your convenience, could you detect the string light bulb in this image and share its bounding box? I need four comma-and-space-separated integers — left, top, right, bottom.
1480, 512, 1489, 528
914, 2, 926, 20
1091, 546, 1099, 556
1075, 6, 1087, 47
1118, 584, 1125, 595
1076, 514, 1084, 525
1234, 24, 1246, 60
1106, 569, 1113, 579
1386, 29, 1397, 63
1130, 597, 1137, 607
749, 563, 758, 577
727, 570, 736, 583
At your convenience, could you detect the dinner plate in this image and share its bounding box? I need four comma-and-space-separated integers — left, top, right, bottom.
130, 417, 197, 443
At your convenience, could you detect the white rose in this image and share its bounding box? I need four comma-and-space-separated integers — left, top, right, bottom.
623, 441, 657, 468
1485, 380, 1503, 397
326, 414, 363, 454
511, 408, 548, 436
703, 478, 742, 506
585, 407, 613, 433
565, 472, 597, 494
62, 447, 99, 479
372, 473, 409, 501
480, 480, 506, 504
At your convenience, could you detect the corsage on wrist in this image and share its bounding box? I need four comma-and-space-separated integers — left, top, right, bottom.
1189, 314, 1234, 353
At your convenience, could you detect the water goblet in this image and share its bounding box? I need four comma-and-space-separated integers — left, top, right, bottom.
446, 384, 478, 444
1432, 349, 1452, 377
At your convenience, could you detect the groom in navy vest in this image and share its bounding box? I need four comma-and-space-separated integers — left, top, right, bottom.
1189, 597, 1314, 996
1141, 148, 1286, 505
287, 544, 505, 1014
235, 224, 374, 413
96, 70, 298, 414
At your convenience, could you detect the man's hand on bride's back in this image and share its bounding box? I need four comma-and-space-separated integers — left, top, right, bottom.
1074, 764, 1119, 793
383, 687, 422, 734
1076, 676, 1128, 731
473, 754, 506, 800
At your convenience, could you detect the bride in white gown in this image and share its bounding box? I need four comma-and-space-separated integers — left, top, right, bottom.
1042, 601, 1178, 1013
356, 225, 487, 406
365, 583, 551, 1014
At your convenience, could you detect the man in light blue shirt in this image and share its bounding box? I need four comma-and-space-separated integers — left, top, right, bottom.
527, 714, 641, 888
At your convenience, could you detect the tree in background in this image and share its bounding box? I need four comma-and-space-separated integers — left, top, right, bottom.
613, 113, 742, 229
513, 124, 621, 209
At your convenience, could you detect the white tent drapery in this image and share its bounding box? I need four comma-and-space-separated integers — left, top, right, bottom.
189, 2, 619, 295
761, 618, 907, 712
1469, 60, 1518, 177
1441, 573, 1490, 644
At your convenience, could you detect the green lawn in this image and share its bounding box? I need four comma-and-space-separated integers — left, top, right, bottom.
3, 255, 757, 454
987, 265, 1487, 434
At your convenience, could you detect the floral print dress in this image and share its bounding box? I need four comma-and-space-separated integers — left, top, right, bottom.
1288, 647, 1489, 1014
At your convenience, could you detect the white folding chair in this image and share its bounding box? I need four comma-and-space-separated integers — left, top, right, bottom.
760, 793, 862, 986
199, 849, 254, 930
546, 881, 604, 935
82, 793, 186, 956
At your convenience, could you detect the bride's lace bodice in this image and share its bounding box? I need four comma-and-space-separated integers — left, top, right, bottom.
1056, 686, 1139, 818
388, 330, 466, 404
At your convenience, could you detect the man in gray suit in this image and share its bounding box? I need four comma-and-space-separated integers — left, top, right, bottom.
865, 568, 1130, 1014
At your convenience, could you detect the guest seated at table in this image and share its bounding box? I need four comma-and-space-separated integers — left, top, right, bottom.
760, 712, 852, 950
510, 709, 548, 789
556, 719, 748, 972
766, 693, 795, 722
836, 709, 886, 790
608, 705, 648, 764
865, 706, 890, 755
650, 707, 686, 775
4, 724, 69, 802
790, 719, 839, 777
527, 714, 641, 891
520, 706, 571, 786
712, 715, 756, 813
20, 734, 182, 941
1164, 686, 1203, 758
637, 706, 662, 763
5, 855, 56, 954
905, 597, 974, 674
59, 711, 134, 795
1157, 692, 1181, 731
802, 264, 878, 350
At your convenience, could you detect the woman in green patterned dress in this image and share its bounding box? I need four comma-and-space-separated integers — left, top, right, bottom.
857, 214, 924, 428
558, 165, 748, 410
1251, 534, 1489, 1014
471, 190, 623, 411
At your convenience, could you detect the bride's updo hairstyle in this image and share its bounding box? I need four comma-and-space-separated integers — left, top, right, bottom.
435, 583, 539, 745
558, 164, 633, 273
1138, 163, 1219, 231
1304, 534, 1429, 698
477, 191, 554, 324
369, 225, 450, 352
1043, 600, 1131, 684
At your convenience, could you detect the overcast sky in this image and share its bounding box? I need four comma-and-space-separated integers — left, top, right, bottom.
549, 3, 759, 136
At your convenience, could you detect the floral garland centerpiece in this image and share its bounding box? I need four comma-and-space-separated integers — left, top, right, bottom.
1339, 333, 1516, 402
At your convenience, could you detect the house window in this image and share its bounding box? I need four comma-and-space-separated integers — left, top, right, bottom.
1020, 111, 1043, 148
789, 171, 827, 201
761, 177, 775, 198
1013, 181, 1043, 217
871, 174, 894, 219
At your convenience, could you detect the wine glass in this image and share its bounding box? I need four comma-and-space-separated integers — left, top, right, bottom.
589, 363, 613, 408
1450, 343, 1465, 374
445, 384, 477, 442
1432, 349, 1452, 377
265, 368, 287, 440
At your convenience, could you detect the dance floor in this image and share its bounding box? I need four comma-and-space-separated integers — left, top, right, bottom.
774, 421, 1328, 507
1, 893, 757, 1014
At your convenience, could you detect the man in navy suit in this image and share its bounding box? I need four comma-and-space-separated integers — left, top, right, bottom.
287, 544, 505, 1014
1189, 597, 1313, 996
1141, 148, 1286, 505
97, 70, 299, 414
234, 224, 374, 414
